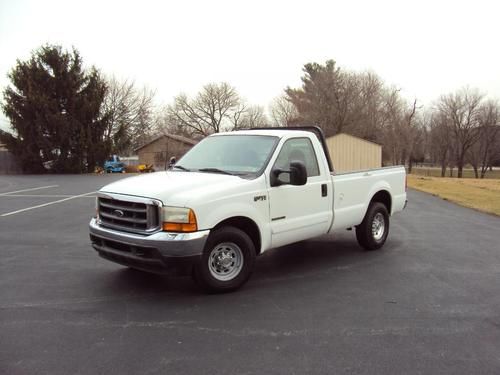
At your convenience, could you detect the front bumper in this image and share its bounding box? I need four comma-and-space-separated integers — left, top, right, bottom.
89, 218, 209, 275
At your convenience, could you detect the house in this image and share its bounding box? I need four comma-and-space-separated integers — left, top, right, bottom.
134, 133, 198, 171
325, 133, 382, 173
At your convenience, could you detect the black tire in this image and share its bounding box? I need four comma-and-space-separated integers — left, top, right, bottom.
356, 202, 389, 251
193, 226, 256, 293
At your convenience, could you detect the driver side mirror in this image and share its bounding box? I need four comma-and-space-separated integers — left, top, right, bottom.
271, 161, 308, 187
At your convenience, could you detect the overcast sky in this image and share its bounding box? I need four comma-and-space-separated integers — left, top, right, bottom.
1, 0, 499, 131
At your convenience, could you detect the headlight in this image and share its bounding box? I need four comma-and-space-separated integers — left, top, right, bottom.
162, 206, 198, 232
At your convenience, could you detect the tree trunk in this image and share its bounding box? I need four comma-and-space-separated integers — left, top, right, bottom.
440, 152, 447, 177
473, 166, 479, 178
449, 167, 453, 177
457, 155, 464, 178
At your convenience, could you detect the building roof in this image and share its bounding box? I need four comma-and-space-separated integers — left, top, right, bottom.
327, 132, 382, 147
134, 133, 198, 152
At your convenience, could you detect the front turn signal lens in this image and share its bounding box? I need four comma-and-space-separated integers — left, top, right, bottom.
162, 207, 197, 232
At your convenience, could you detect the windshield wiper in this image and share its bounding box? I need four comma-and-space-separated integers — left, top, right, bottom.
172, 165, 191, 171
198, 168, 235, 176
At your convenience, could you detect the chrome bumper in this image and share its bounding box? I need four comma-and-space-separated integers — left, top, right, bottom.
89, 218, 209, 274
89, 217, 209, 257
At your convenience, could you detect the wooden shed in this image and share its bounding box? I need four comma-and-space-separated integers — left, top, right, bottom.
325, 133, 382, 173
0, 143, 21, 174
135, 133, 198, 171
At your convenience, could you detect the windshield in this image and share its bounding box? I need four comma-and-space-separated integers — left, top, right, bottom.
176, 134, 278, 176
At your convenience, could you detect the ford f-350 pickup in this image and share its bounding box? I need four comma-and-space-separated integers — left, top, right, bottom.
89, 127, 407, 292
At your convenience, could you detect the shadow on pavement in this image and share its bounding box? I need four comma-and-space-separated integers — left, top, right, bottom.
98, 233, 380, 297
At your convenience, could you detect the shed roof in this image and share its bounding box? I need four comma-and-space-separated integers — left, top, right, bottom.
134, 133, 197, 152
327, 133, 381, 147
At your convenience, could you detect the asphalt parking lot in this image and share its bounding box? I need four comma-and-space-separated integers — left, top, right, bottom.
1, 174, 500, 375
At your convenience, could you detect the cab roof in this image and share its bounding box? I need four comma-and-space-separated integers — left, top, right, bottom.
215, 129, 314, 138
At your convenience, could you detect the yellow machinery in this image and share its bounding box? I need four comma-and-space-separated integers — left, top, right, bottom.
137, 164, 155, 173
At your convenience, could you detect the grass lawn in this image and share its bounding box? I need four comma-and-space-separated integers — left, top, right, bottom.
407, 175, 500, 216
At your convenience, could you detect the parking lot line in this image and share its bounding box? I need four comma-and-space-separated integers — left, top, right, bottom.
1, 191, 96, 217
1, 194, 96, 198
0, 185, 59, 196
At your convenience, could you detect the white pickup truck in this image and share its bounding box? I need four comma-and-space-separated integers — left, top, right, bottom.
90, 127, 407, 292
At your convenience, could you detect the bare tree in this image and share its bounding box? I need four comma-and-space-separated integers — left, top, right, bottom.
102, 76, 155, 154
284, 61, 420, 163
437, 87, 484, 178
235, 105, 268, 129
350, 72, 385, 142
269, 95, 298, 127
404, 102, 426, 173
429, 112, 452, 177
380, 87, 408, 165
468, 100, 500, 178
167, 82, 244, 137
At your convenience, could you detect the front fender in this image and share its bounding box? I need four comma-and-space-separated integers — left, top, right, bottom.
196, 200, 271, 253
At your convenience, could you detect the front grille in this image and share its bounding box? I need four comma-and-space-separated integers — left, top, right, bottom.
97, 196, 160, 233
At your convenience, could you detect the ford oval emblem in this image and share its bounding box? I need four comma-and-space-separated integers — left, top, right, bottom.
113, 209, 125, 218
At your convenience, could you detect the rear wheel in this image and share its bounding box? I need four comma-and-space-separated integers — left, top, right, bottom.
356, 202, 389, 250
193, 226, 256, 293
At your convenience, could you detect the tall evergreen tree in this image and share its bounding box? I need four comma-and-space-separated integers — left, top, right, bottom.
1, 45, 110, 173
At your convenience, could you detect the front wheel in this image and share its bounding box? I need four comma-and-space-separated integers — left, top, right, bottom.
356, 202, 389, 250
193, 226, 256, 293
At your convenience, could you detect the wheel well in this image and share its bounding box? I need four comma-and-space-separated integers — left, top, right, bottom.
371, 190, 392, 214
212, 216, 262, 255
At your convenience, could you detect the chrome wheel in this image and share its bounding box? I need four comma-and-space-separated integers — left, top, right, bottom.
208, 242, 244, 281
372, 212, 385, 241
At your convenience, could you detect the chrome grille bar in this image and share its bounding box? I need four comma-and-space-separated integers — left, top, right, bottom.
97, 194, 161, 234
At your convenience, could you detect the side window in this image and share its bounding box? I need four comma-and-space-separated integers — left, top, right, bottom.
273, 138, 320, 181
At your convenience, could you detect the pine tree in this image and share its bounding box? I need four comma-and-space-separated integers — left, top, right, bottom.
1, 45, 110, 173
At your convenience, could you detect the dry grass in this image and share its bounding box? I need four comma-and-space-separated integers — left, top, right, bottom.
407, 175, 500, 216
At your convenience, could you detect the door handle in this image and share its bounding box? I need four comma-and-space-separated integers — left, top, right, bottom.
321, 184, 327, 197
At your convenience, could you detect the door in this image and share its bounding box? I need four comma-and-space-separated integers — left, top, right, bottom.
268, 137, 332, 248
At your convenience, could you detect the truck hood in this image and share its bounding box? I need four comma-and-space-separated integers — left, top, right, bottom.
99, 171, 248, 207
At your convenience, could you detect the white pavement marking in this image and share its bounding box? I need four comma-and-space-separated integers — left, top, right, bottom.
0, 185, 59, 196
1, 191, 96, 217
0, 194, 97, 198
